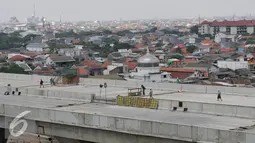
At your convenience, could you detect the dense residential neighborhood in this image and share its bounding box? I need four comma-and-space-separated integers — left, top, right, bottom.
1, 16, 255, 87
3, 1, 255, 143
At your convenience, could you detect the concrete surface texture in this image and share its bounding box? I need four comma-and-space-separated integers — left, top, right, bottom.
1, 73, 255, 96
7, 133, 59, 143
0, 97, 254, 143
1, 73, 255, 142
154, 92, 255, 106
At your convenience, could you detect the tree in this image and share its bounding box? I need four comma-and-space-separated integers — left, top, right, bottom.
0, 64, 27, 74
114, 43, 132, 51
155, 41, 163, 47
242, 33, 250, 36
176, 47, 182, 54
190, 25, 199, 34
246, 38, 255, 44
55, 29, 77, 38
116, 30, 131, 36
198, 34, 213, 39
186, 45, 198, 53
102, 29, 112, 35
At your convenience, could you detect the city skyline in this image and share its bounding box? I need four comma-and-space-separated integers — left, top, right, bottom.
1, 0, 255, 22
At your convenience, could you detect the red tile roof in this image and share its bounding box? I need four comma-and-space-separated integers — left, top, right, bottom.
201, 20, 255, 27
101, 62, 112, 69
71, 39, 81, 44
33, 66, 54, 74
201, 40, 214, 46
9, 55, 27, 61
135, 43, 145, 48
73, 66, 89, 76
126, 58, 133, 62
123, 62, 137, 70
176, 44, 186, 49
80, 60, 101, 69
220, 48, 235, 53
160, 68, 196, 79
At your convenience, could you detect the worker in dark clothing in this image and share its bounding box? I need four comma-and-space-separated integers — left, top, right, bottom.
141, 85, 146, 96
40, 79, 44, 88
217, 90, 222, 101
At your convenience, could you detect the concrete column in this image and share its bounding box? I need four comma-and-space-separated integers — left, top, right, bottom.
0, 128, 6, 143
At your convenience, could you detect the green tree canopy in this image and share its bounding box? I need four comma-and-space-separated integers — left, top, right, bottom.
55, 29, 78, 38
186, 45, 198, 53
190, 25, 199, 34
0, 64, 27, 74
242, 33, 250, 36
155, 40, 163, 47
246, 38, 255, 44
176, 47, 182, 54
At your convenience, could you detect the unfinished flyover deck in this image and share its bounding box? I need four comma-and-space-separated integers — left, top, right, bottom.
0, 94, 255, 143
1, 73, 255, 142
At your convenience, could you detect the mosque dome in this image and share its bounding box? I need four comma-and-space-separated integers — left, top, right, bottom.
137, 48, 160, 67
138, 53, 160, 64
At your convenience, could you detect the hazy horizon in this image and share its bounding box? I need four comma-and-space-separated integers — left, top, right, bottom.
1, 0, 255, 22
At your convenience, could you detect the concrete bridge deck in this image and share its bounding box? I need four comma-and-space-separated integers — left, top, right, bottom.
0, 94, 254, 143
153, 92, 255, 107
1, 74, 255, 142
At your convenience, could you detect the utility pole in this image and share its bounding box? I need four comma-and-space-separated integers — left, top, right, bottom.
104, 83, 107, 103
60, 14, 62, 23
33, 4, 36, 17
198, 15, 201, 25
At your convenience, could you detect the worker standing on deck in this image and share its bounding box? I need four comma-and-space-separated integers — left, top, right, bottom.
50, 78, 53, 86
141, 85, 146, 96
50, 78, 54, 86
40, 79, 44, 88
4, 84, 11, 95
217, 90, 222, 101
149, 89, 153, 98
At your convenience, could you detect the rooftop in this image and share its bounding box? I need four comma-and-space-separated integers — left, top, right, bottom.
201, 20, 255, 27
49, 55, 75, 63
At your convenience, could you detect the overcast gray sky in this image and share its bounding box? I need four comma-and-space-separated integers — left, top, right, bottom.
1, 0, 255, 21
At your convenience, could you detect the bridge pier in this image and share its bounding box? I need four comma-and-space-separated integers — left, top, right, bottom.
0, 128, 7, 143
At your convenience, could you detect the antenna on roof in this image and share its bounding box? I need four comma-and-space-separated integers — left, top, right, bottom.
33, 4, 36, 17
146, 47, 150, 54
232, 14, 236, 21
198, 15, 201, 24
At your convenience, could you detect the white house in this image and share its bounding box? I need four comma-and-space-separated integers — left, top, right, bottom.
26, 43, 49, 52
217, 61, 248, 71
215, 33, 236, 43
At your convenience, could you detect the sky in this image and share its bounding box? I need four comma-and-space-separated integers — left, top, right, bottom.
1, 0, 255, 22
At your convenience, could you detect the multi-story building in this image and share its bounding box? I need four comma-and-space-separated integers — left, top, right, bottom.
199, 20, 255, 35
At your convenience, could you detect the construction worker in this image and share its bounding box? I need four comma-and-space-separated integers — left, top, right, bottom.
141, 85, 146, 96
40, 79, 44, 88
50, 78, 53, 86
217, 90, 222, 101
4, 84, 11, 95
149, 89, 153, 98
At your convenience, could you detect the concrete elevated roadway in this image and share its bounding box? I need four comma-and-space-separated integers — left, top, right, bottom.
0, 94, 254, 143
